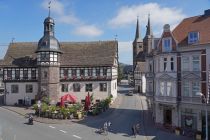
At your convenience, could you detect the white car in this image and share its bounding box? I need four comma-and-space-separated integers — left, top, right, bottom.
126, 91, 133, 96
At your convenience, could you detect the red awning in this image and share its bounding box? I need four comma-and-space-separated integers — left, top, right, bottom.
60, 94, 77, 107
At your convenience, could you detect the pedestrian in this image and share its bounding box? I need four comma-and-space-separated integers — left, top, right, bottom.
135, 123, 140, 134
132, 124, 136, 137
103, 121, 108, 134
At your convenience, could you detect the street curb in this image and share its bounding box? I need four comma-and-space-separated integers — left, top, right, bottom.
0, 106, 74, 125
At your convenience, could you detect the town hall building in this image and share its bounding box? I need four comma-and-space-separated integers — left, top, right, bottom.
0, 14, 118, 105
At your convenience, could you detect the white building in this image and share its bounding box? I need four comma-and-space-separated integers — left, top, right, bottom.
1, 15, 118, 105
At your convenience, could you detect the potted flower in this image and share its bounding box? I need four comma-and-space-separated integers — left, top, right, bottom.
175, 127, 181, 135
195, 131, 202, 140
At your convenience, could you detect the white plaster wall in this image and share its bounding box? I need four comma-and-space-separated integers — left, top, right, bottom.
60, 80, 117, 103
142, 74, 146, 93
5, 82, 38, 105
111, 79, 118, 99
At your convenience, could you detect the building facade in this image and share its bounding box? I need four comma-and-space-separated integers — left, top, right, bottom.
148, 9, 210, 135
1, 15, 118, 105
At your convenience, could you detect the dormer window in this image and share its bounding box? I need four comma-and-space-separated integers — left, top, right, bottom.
162, 38, 171, 52
188, 32, 199, 44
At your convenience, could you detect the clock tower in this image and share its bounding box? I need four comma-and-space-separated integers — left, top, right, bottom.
36, 15, 62, 103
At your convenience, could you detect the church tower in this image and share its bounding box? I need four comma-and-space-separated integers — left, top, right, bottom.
133, 18, 143, 70
143, 14, 153, 54
36, 8, 62, 103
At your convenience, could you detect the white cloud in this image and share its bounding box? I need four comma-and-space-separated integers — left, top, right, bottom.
74, 25, 103, 37
118, 41, 132, 64
108, 3, 186, 34
41, 0, 103, 37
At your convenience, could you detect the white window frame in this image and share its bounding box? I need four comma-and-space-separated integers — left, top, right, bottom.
183, 81, 190, 97
182, 56, 190, 71
160, 82, 164, 96
162, 37, 172, 52
192, 81, 200, 96
166, 82, 172, 96
192, 55, 200, 71
188, 32, 199, 44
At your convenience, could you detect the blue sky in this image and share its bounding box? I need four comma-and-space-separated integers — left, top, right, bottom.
0, 0, 210, 64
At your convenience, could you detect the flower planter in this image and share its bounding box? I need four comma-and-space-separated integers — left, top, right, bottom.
195, 132, 202, 140
77, 112, 82, 119
175, 129, 180, 135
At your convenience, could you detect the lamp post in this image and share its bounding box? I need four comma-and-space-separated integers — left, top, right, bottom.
197, 92, 208, 140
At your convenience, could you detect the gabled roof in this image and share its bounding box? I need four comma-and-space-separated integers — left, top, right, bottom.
172, 13, 210, 46
1, 41, 118, 67
157, 24, 177, 53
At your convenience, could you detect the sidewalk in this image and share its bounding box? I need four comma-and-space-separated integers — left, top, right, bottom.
0, 96, 122, 125
139, 95, 192, 140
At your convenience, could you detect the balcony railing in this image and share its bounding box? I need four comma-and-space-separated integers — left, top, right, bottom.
60, 76, 112, 81
181, 96, 202, 104
155, 96, 177, 103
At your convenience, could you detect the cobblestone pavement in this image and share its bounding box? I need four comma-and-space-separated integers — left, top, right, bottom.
0, 95, 122, 125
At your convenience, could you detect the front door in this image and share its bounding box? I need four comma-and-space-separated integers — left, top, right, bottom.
164, 109, 172, 125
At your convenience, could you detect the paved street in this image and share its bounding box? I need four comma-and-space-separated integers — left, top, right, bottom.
0, 81, 191, 140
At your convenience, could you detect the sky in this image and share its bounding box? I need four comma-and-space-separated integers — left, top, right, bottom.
0, 0, 210, 65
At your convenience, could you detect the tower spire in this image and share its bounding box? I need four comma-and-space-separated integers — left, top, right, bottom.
48, 1, 51, 17
134, 16, 142, 42
145, 13, 153, 36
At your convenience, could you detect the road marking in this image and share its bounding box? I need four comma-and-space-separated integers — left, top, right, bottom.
73, 135, 82, 139
59, 130, 67, 133
49, 126, 55, 129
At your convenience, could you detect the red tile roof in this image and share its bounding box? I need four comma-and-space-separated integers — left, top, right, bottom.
172, 14, 210, 46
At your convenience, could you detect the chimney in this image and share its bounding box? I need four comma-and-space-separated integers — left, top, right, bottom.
204, 9, 210, 16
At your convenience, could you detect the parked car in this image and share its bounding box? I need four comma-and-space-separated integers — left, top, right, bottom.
126, 91, 133, 96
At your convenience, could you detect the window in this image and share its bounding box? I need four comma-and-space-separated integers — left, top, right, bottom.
61, 84, 68, 92
171, 57, 174, 71
160, 82, 164, 96
7, 69, 12, 80
166, 82, 172, 96
192, 81, 200, 96
86, 84, 92, 92
23, 69, 28, 79
188, 32, 199, 44
15, 69, 20, 79
192, 56, 200, 71
63, 69, 68, 79
80, 69, 85, 76
164, 58, 167, 71
163, 38, 171, 52
103, 68, 107, 76
88, 69, 92, 76
182, 56, 189, 71
73, 83, 80, 92
31, 69, 36, 80
100, 83, 107, 91
11, 85, 19, 93
183, 81, 190, 96
96, 68, 100, 76
72, 69, 77, 76
26, 85, 33, 93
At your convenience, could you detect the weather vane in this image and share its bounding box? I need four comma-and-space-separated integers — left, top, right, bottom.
115, 34, 118, 41
48, 1, 51, 17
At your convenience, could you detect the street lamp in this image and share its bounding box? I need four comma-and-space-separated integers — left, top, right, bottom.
197, 92, 208, 140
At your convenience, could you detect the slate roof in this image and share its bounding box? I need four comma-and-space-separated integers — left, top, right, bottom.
173, 12, 210, 46
0, 41, 118, 67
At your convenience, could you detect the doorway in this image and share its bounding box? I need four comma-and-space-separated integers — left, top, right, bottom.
164, 109, 172, 125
